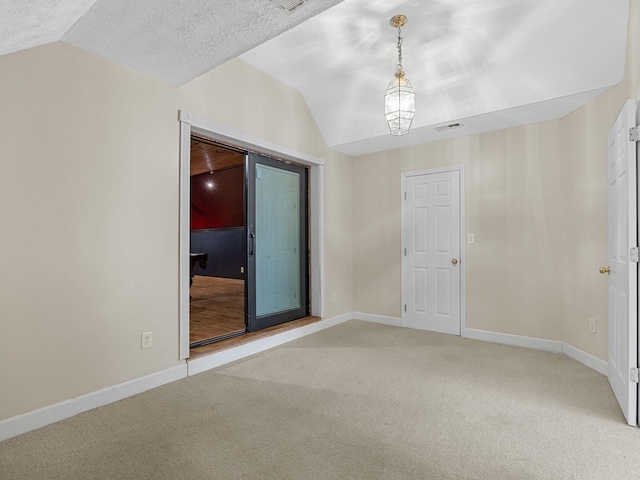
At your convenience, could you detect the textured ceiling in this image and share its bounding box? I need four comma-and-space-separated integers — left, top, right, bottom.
241, 0, 630, 155
62, 0, 345, 86
0, 0, 631, 156
0, 0, 344, 86
0, 0, 98, 55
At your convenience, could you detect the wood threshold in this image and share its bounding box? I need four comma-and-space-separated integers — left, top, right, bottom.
188, 316, 321, 360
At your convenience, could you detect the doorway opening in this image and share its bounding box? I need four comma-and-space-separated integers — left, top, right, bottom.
189, 136, 246, 348
188, 135, 311, 349
178, 110, 325, 360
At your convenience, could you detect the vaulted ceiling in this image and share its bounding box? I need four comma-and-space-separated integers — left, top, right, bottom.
0, 0, 344, 85
0, 0, 630, 156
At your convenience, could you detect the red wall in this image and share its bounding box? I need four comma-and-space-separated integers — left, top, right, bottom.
191, 166, 244, 230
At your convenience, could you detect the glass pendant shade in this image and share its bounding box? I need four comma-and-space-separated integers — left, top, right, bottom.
385, 75, 415, 135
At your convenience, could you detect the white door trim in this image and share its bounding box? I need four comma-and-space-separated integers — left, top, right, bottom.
177, 111, 325, 360
400, 165, 466, 336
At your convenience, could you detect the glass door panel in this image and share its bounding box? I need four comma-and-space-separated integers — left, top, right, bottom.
246, 153, 308, 332
255, 163, 301, 316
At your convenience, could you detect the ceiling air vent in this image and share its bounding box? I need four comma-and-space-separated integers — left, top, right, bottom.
270, 0, 308, 12
434, 122, 465, 132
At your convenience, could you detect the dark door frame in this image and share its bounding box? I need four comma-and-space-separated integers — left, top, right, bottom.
246, 152, 310, 332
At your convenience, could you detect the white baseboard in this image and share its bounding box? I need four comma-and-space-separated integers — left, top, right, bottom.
0, 364, 188, 443
187, 312, 354, 376
562, 343, 608, 375
354, 312, 403, 327
0, 314, 356, 442
464, 328, 564, 353
0, 315, 610, 443
464, 328, 609, 374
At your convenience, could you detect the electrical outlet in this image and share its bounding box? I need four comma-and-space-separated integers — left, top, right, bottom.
589, 318, 596, 333
331, 293, 337, 303
240, 266, 244, 274
141, 331, 153, 349
467, 233, 475, 244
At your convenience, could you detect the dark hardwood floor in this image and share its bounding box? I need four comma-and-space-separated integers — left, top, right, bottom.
189, 275, 320, 359
190, 276, 245, 345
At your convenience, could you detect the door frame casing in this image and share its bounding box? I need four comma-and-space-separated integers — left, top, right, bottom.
178, 110, 324, 360
400, 165, 466, 336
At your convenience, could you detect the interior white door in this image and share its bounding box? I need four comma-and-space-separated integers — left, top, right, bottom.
403, 169, 461, 335
606, 99, 638, 426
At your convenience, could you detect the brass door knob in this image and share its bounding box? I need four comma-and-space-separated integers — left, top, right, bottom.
599, 266, 610, 274
451, 258, 458, 265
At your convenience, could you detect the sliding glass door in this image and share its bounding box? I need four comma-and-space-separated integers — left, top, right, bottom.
246, 153, 308, 332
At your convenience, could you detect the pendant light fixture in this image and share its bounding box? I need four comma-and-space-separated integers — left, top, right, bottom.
384, 15, 415, 136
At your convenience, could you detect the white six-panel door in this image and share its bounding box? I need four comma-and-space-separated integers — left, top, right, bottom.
607, 99, 638, 426
402, 168, 462, 335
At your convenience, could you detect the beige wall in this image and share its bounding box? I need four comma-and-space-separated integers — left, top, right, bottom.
560, 0, 640, 359
0, 43, 353, 420
353, 0, 640, 361
353, 122, 566, 341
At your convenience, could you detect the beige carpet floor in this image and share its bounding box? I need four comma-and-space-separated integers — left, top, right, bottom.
1, 320, 639, 479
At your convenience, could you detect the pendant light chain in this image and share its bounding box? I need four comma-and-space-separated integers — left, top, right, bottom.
397, 26, 403, 74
